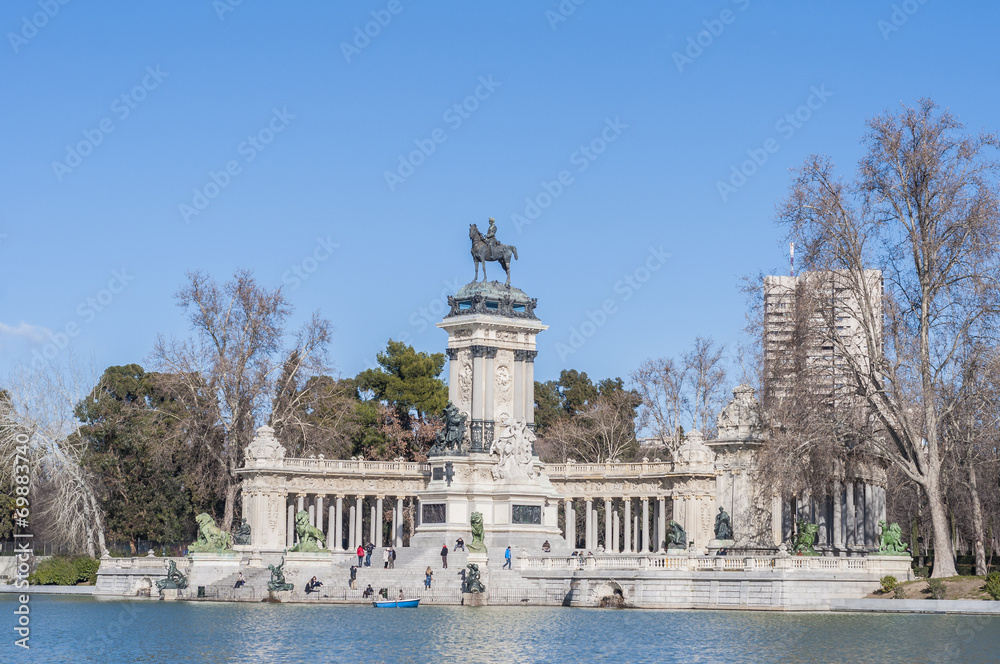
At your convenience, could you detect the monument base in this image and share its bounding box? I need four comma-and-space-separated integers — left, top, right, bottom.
159, 589, 179, 601
462, 592, 488, 606
708, 539, 735, 554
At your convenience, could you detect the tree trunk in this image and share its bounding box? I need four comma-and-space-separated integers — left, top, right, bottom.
221, 482, 239, 533
968, 462, 988, 576
925, 479, 958, 578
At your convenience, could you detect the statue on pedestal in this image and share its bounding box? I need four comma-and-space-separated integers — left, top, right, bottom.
463, 563, 485, 593
155, 560, 188, 592
188, 513, 232, 552
876, 520, 908, 555
469, 222, 519, 286
667, 521, 688, 550
267, 556, 294, 592
291, 510, 326, 552
714, 507, 733, 541
431, 402, 467, 456
793, 521, 819, 555
467, 511, 487, 554
234, 518, 252, 545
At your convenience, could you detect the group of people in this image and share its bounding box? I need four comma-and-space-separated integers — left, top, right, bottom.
355, 542, 397, 568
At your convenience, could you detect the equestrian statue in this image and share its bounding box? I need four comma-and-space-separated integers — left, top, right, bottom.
469, 218, 518, 287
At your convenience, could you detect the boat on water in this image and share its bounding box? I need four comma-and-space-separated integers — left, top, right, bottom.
372, 598, 420, 608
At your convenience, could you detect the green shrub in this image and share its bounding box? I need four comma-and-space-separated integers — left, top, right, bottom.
984, 572, 1000, 601
926, 578, 947, 600
893, 584, 906, 600
880, 575, 899, 594
28, 556, 100, 586
912, 566, 929, 578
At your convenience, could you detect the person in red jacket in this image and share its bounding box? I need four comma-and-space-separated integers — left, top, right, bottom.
357, 544, 364, 566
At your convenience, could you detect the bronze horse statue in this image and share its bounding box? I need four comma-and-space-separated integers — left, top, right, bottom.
470, 224, 518, 286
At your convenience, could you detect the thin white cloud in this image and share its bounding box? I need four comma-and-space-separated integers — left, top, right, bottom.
0, 321, 52, 347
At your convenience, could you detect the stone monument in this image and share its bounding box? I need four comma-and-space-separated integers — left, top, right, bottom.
414, 220, 562, 552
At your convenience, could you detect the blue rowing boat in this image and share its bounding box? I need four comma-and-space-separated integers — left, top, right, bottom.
372, 599, 420, 608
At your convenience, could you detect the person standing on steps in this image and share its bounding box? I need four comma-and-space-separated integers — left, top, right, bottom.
349, 565, 358, 590
383, 547, 390, 569
503, 546, 512, 569
356, 544, 364, 566
441, 543, 449, 568
424, 566, 433, 589
388, 547, 396, 569
365, 541, 374, 567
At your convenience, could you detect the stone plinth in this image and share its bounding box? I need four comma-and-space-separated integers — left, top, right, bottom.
463, 592, 488, 606
159, 588, 179, 601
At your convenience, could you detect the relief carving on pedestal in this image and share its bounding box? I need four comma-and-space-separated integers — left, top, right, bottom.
458, 357, 473, 407
490, 417, 535, 480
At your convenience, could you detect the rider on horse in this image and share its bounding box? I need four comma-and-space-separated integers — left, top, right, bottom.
485, 218, 499, 259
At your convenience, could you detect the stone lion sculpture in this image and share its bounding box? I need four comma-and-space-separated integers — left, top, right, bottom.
291, 510, 326, 552
877, 519, 908, 555
793, 521, 819, 555
467, 511, 487, 554
188, 513, 232, 552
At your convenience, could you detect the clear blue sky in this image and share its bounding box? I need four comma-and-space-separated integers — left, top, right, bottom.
2, 0, 997, 387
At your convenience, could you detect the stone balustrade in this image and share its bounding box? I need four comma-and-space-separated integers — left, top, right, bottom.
517, 553, 912, 575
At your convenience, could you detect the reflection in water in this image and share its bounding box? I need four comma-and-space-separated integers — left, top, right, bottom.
4, 595, 999, 664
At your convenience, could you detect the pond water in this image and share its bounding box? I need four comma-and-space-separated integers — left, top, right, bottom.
3, 595, 999, 663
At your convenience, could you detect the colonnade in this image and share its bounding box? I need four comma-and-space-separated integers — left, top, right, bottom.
560, 496, 675, 553
781, 481, 887, 550
284, 493, 416, 550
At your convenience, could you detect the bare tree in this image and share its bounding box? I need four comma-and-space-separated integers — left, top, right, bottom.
683, 336, 728, 436
151, 270, 332, 530
1, 358, 106, 556
631, 357, 687, 454
777, 99, 1000, 577
542, 390, 641, 462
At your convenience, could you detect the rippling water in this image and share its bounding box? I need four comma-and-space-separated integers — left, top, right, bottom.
3, 595, 999, 663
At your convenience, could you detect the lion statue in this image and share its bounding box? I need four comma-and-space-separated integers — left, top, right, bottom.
291, 510, 326, 552
793, 520, 819, 555
188, 513, 232, 552
877, 519, 908, 555
467, 511, 487, 554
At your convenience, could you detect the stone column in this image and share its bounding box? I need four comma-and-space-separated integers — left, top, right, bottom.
604, 498, 612, 550
483, 347, 497, 435
369, 504, 377, 545
877, 486, 887, 525
287, 503, 295, 547
513, 352, 524, 420
585, 499, 593, 550
845, 482, 856, 547
447, 348, 460, 400
375, 496, 384, 547
471, 347, 486, 450
335, 495, 345, 551
612, 507, 619, 553
356, 495, 365, 547
395, 497, 404, 547
308, 503, 316, 529
348, 503, 357, 551
817, 495, 828, 548
327, 505, 335, 548
315, 495, 324, 533
523, 351, 537, 427
296, 494, 305, 513
642, 498, 650, 553
657, 497, 667, 552
771, 495, 783, 546
864, 484, 875, 547
624, 498, 632, 554
633, 515, 640, 551
832, 482, 843, 550
564, 498, 575, 548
